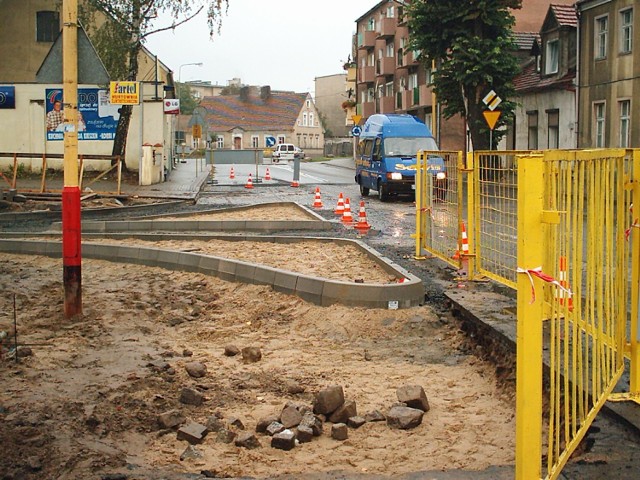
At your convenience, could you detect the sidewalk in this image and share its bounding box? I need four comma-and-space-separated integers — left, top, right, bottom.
123, 157, 210, 200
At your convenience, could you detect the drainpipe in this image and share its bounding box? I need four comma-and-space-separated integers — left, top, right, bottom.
574, 4, 581, 149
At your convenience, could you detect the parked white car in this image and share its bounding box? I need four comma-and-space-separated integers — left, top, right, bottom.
272, 143, 297, 162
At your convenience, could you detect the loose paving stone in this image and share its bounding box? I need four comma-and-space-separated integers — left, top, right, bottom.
284, 379, 305, 394
299, 411, 323, 436
280, 404, 303, 429
224, 345, 240, 356
396, 385, 430, 412
241, 346, 262, 363
216, 428, 237, 444
179, 445, 202, 461
313, 385, 344, 415
386, 406, 424, 430
235, 432, 261, 449
347, 416, 366, 429
331, 423, 348, 441
185, 361, 207, 378
271, 429, 296, 450
295, 425, 314, 443
227, 417, 245, 429
206, 416, 225, 433
157, 410, 186, 429
179, 387, 204, 406
328, 399, 357, 424
147, 359, 170, 372
182, 349, 193, 357
256, 415, 279, 433
266, 421, 285, 436
177, 422, 208, 444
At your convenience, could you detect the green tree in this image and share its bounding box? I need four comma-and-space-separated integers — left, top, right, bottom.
407, 0, 521, 150
82, 0, 228, 168
176, 83, 199, 115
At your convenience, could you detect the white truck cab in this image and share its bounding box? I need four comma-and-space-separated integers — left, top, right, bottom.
272, 143, 297, 162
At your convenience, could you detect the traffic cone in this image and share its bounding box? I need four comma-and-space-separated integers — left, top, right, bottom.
291, 178, 300, 187
557, 256, 573, 311
229, 166, 235, 179
312, 187, 323, 208
354, 200, 371, 231
458, 222, 470, 276
245, 173, 254, 189
334, 193, 345, 216
264, 168, 272, 181
341, 197, 354, 225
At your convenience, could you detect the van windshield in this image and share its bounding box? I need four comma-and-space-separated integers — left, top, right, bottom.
383, 137, 438, 157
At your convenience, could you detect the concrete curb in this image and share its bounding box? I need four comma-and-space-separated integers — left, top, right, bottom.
0, 238, 424, 309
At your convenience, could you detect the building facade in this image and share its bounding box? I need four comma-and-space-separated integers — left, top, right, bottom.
576, 0, 638, 148
315, 73, 350, 137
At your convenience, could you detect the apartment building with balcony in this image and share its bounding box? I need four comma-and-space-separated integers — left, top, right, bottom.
354, 0, 579, 152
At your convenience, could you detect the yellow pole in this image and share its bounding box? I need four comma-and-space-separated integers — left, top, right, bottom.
631, 149, 640, 394
515, 154, 545, 479
62, 0, 82, 317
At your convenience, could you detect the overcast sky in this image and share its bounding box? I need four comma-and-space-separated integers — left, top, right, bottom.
144, 1, 377, 96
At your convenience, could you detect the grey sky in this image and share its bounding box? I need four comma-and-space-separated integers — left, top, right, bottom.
144, 1, 377, 96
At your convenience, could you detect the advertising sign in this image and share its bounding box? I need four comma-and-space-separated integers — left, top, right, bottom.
45, 88, 120, 142
0, 86, 15, 109
163, 99, 180, 115
109, 81, 140, 105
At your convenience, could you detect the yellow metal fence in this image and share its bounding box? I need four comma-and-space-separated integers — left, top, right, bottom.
414, 148, 640, 479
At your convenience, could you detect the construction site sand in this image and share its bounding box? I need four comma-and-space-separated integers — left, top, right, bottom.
159, 203, 317, 221
0, 253, 515, 479
86, 238, 398, 284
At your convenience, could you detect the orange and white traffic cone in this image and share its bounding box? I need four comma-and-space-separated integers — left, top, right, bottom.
291, 179, 300, 188
334, 193, 345, 216
557, 256, 573, 311
457, 222, 470, 276
245, 173, 254, 189
312, 187, 323, 209
229, 166, 235, 179
341, 197, 354, 225
354, 200, 371, 231
264, 168, 272, 181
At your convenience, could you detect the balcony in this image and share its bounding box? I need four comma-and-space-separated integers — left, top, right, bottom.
401, 90, 413, 110
357, 30, 376, 50
377, 17, 396, 38
420, 84, 433, 105
403, 50, 419, 67
358, 66, 375, 84
379, 95, 396, 114
360, 101, 375, 118
346, 66, 356, 82
376, 57, 396, 77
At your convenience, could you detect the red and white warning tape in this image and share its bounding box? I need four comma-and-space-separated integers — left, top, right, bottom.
625, 218, 639, 241
516, 266, 573, 304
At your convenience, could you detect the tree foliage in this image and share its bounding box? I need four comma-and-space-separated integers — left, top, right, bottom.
176, 83, 199, 115
407, 0, 521, 150
82, 0, 228, 166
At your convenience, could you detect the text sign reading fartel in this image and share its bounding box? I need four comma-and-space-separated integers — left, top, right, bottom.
109, 81, 140, 105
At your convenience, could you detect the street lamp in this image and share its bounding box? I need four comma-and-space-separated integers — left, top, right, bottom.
177, 62, 203, 98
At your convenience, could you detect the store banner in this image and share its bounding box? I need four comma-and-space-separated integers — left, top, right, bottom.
45, 88, 120, 141
0, 86, 16, 109
163, 99, 180, 115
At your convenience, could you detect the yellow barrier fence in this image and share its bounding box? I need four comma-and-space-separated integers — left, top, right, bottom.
516, 149, 634, 479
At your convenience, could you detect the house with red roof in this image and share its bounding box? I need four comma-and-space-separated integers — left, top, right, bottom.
199, 86, 324, 155
511, 4, 578, 150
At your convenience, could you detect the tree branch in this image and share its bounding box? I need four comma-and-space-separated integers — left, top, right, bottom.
141, 6, 204, 40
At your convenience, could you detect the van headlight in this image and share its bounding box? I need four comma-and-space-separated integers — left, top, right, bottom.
436, 172, 446, 180
389, 172, 403, 180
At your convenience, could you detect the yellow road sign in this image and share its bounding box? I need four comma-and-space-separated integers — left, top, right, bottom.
192, 124, 202, 139
483, 110, 501, 130
351, 114, 362, 125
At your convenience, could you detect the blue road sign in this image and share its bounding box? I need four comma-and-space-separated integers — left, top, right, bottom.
266, 136, 276, 147
351, 126, 362, 137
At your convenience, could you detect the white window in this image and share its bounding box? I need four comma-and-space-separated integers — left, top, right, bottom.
361, 56, 366, 68
216, 136, 224, 148
619, 100, 631, 148
306, 100, 311, 108
277, 135, 285, 144
367, 87, 375, 102
309, 113, 314, 127
368, 53, 375, 67
620, 8, 633, 54
367, 17, 375, 31
595, 16, 608, 59
408, 73, 418, 90
385, 81, 393, 97
594, 102, 606, 147
251, 135, 259, 148
547, 110, 559, 149
386, 42, 394, 57
386, 6, 394, 18
545, 39, 559, 74
302, 113, 308, 126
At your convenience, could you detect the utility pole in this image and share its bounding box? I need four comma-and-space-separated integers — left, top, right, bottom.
62, 0, 82, 317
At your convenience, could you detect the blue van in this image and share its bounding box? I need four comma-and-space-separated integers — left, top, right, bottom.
355, 114, 441, 201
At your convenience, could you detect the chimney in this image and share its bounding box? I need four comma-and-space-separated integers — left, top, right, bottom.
239, 86, 249, 101
260, 85, 271, 101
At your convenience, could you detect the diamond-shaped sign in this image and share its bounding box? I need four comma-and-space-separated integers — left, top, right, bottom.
482, 90, 502, 111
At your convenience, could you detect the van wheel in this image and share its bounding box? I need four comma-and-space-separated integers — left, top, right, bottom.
377, 183, 389, 202
359, 183, 370, 196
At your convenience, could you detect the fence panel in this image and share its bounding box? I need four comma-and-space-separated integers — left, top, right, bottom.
516, 149, 631, 480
